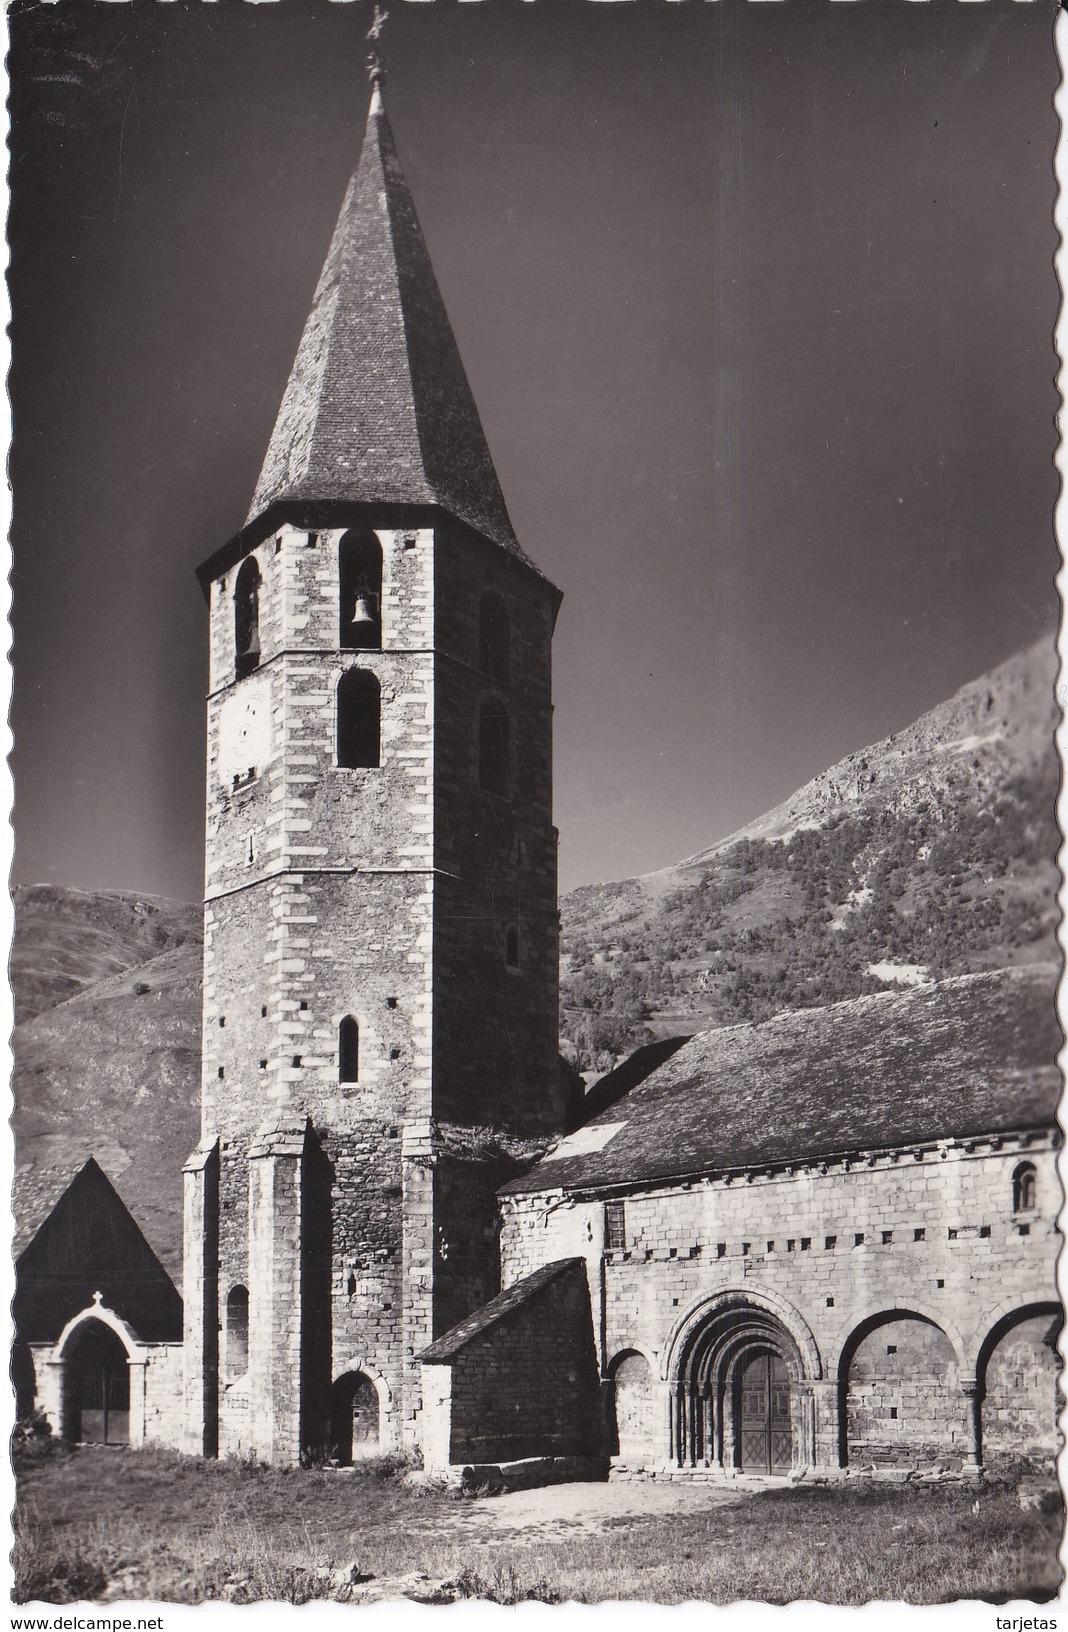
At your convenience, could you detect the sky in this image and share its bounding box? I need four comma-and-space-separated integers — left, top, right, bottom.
8, 0, 1060, 902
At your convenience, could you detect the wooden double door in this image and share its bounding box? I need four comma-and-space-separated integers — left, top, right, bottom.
737, 1351, 792, 1474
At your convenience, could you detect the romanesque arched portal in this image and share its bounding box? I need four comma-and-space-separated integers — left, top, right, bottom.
668, 1292, 821, 1473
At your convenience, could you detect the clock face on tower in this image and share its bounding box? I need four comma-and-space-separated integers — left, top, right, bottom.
218, 679, 273, 786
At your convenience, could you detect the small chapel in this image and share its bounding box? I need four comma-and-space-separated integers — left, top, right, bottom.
18, 74, 1060, 1484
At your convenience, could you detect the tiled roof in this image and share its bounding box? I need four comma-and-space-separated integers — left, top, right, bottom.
420, 1259, 584, 1361
246, 87, 530, 566
502, 966, 1061, 1196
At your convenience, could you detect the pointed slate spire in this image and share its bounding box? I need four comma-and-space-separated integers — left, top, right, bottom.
247, 85, 525, 561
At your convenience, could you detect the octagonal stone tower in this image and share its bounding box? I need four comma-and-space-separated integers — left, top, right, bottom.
183, 81, 566, 1464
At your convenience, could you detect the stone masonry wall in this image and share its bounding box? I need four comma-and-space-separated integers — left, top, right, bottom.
500, 1137, 1059, 1470
427, 1261, 601, 1467
432, 529, 563, 1139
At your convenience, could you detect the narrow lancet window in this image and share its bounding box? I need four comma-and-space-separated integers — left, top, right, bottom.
337, 670, 381, 768
339, 1015, 359, 1084
340, 530, 383, 649
226, 1285, 249, 1377
478, 697, 510, 795
479, 592, 510, 683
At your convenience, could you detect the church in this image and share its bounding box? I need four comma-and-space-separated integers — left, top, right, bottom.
20, 76, 1060, 1484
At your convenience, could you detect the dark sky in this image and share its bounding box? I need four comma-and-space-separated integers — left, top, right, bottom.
9, 0, 1059, 901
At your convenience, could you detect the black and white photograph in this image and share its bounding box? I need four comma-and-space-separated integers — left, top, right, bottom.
7, 0, 1063, 1610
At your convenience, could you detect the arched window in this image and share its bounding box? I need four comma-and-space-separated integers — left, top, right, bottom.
339, 1015, 359, 1083
478, 697, 510, 796
234, 558, 261, 679
505, 924, 520, 971
479, 592, 510, 683
337, 670, 381, 768
1013, 1161, 1037, 1214
226, 1285, 249, 1378
339, 530, 383, 650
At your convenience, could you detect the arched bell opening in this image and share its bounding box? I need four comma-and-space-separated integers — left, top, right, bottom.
674, 1303, 806, 1475
330, 1370, 381, 1464
60, 1319, 131, 1446
339, 531, 383, 650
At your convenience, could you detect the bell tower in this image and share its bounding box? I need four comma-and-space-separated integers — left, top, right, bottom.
183, 75, 566, 1463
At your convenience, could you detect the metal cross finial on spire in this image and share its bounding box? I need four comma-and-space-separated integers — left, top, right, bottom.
366, 5, 388, 92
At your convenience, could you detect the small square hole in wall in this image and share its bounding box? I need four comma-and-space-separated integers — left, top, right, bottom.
219, 1016, 226, 1028
259, 1059, 268, 1071
741, 1242, 751, 1257
936, 1278, 945, 1289
889, 1408, 898, 1421
402, 535, 416, 550
292, 1055, 302, 1068
299, 1000, 308, 1012
787, 1239, 796, 1252
306, 532, 318, 548
913, 1227, 925, 1242
882, 1230, 893, 1244
1017, 1223, 1031, 1236
716, 1243, 726, 1259
979, 1225, 991, 1239
217, 1067, 225, 1080
947, 1228, 958, 1240
800, 1237, 811, 1251
887, 1344, 897, 1355
261, 1005, 268, 1018
386, 996, 398, 1009
826, 1297, 834, 1308
672, 1297, 679, 1307
767, 1241, 775, 1254
274, 539, 282, 554
854, 1233, 865, 1247
390, 1047, 401, 1060
825, 1235, 837, 1250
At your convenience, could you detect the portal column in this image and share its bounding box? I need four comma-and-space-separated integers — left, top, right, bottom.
182, 1137, 220, 1456
247, 1116, 307, 1464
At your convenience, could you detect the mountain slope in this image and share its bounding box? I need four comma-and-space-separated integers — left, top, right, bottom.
11, 894, 203, 1279
10, 884, 201, 1025
561, 637, 1059, 1071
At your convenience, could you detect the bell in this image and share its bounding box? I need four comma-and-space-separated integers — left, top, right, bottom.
351, 594, 378, 633
240, 626, 261, 663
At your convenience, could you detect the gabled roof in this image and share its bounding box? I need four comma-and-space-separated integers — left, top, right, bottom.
241, 85, 531, 568
14, 1157, 182, 1345
421, 1259, 585, 1362
502, 965, 1062, 1197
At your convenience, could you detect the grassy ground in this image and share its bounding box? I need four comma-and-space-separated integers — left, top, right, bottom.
13, 1440, 1063, 1606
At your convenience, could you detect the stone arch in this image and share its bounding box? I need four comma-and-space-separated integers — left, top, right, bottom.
55, 1298, 140, 1364
56, 1303, 140, 1447
665, 1286, 823, 1384
975, 1302, 1061, 1467
666, 1289, 822, 1472
336, 668, 381, 769
339, 528, 383, 649
827, 1299, 969, 1378
234, 556, 262, 679
607, 1348, 660, 1465
838, 1308, 968, 1471
330, 1358, 392, 1462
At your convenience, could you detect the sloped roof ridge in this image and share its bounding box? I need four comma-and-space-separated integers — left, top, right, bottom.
420, 1258, 584, 1362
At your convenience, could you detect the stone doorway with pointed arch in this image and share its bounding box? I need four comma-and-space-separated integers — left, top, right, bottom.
669, 1292, 821, 1474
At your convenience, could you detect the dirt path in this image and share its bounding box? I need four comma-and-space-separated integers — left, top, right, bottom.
441, 1478, 762, 1540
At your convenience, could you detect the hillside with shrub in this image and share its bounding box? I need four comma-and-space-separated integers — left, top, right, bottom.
561, 638, 1059, 1072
